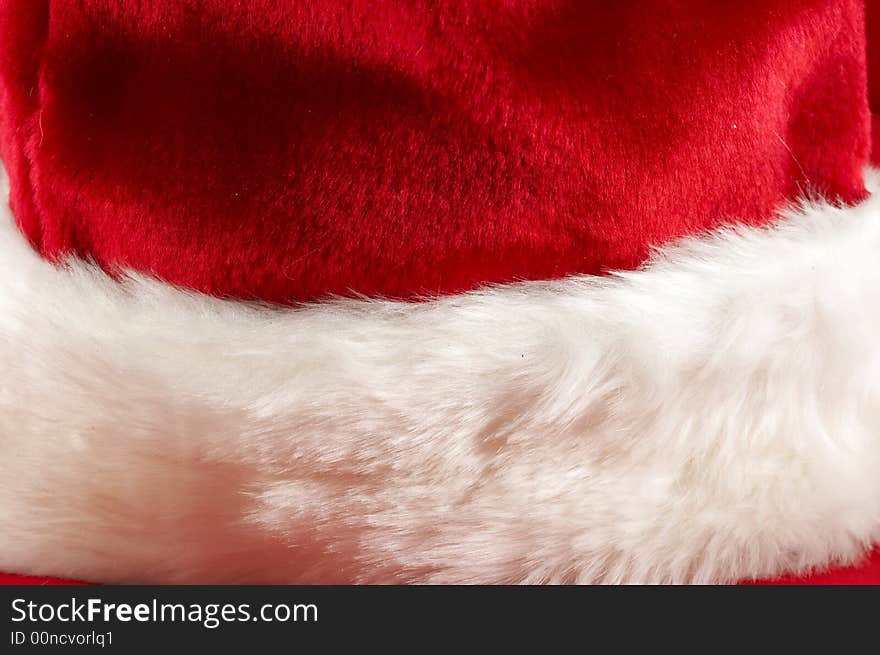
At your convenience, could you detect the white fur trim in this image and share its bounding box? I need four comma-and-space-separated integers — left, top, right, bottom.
1, 169, 879, 584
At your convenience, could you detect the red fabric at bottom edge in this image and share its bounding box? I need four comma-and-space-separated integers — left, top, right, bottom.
1, 547, 878, 585
0, 573, 88, 586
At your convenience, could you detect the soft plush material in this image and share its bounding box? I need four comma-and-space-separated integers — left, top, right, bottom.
0, 0, 879, 584
0, 0, 869, 301
3, 170, 880, 584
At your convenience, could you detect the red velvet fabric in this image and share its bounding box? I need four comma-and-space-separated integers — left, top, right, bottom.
0, 573, 86, 586
0, 0, 878, 584
868, 0, 880, 113
0, 0, 870, 303
748, 549, 880, 586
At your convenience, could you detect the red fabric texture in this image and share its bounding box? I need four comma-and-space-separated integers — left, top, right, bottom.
0, 1, 877, 584
0, 573, 86, 586
746, 549, 880, 585
0, 0, 870, 302
868, 0, 880, 112
868, 2, 880, 156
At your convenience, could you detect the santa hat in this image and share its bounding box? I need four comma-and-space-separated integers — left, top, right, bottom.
1, 0, 879, 584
